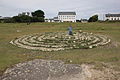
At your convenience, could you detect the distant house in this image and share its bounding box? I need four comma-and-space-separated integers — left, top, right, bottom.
58, 12, 76, 22
0, 16, 2, 22
45, 19, 54, 22
45, 17, 60, 22
53, 17, 60, 22
18, 12, 32, 16
0, 17, 11, 20
105, 14, 120, 21
0, 16, 2, 19
2, 17, 11, 19
81, 19, 88, 23
0, 17, 11, 23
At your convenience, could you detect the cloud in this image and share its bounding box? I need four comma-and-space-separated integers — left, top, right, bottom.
0, 0, 120, 19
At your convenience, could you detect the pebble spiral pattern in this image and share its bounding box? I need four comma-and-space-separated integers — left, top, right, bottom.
10, 31, 111, 51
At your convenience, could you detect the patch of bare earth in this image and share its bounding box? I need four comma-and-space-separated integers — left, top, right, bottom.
105, 35, 120, 48
0, 59, 120, 80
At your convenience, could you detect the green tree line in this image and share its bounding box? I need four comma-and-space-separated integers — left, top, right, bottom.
1, 10, 45, 23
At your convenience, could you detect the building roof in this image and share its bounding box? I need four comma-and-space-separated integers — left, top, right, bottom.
58, 12, 76, 15
106, 14, 120, 17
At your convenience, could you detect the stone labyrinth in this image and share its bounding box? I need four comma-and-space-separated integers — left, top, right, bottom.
10, 31, 111, 51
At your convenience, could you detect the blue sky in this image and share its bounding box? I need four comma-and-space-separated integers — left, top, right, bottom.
0, 0, 120, 19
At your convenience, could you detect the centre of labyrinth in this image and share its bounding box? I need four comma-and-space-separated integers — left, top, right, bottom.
10, 31, 111, 51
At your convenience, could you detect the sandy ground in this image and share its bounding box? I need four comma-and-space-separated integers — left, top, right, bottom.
0, 59, 120, 80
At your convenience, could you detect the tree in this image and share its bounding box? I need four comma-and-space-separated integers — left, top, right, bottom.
31, 10, 45, 22
13, 15, 32, 23
19, 15, 31, 23
4, 18, 15, 23
5, 10, 45, 23
31, 17, 44, 22
88, 15, 98, 22
32, 10, 45, 18
13, 16, 21, 22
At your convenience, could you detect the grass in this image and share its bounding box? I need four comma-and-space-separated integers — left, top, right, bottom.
0, 22, 120, 75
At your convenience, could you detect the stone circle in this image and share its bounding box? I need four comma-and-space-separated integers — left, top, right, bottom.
10, 31, 111, 51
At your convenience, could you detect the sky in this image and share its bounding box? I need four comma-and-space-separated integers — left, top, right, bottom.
0, 0, 120, 20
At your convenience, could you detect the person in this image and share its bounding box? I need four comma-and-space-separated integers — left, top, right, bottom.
68, 25, 73, 35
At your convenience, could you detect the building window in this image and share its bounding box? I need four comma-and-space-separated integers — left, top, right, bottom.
111, 18, 113, 20
117, 18, 119, 20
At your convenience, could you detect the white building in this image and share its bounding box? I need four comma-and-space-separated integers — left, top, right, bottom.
81, 19, 88, 23
0, 16, 2, 19
45, 19, 54, 22
18, 12, 32, 16
105, 14, 120, 21
53, 17, 60, 22
45, 17, 60, 22
58, 12, 76, 22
